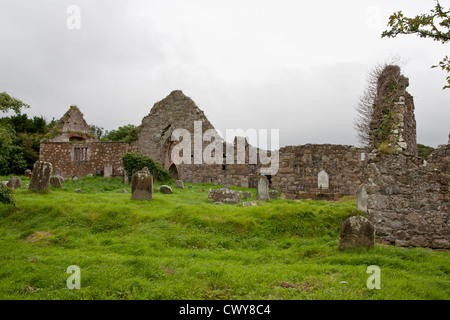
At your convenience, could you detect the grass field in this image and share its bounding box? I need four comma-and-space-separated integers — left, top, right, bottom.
0, 175, 448, 300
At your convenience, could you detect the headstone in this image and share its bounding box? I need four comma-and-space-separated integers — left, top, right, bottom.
240, 178, 249, 188
124, 171, 129, 185
54, 168, 62, 176
208, 188, 241, 204
269, 190, 278, 199
256, 175, 269, 201
213, 202, 224, 205
175, 180, 184, 189
131, 167, 153, 200
356, 185, 368, 212
243, 191, 252, 199
72, 176, 79, 181
50, 176, 63, 189
87, 173, 93, 177
6, 176, 21, 189
339, 216, 375, 250
121, 189, 128, 193
318, 170, 329, 190
24, 169, 32, 177
104, 163, 113, 178
29, 161, 52, 191
74, 188, 82, 193
187, 185, 193, 189
159, 185, 173, 194
243, 201, 257, 207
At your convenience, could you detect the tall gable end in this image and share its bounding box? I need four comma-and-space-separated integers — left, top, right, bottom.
42, 106, 98, 143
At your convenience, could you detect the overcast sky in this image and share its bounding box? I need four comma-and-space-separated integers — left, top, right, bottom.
0, 0, 448, 148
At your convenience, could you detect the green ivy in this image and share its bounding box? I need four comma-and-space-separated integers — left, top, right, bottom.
0, 183, 16, 206
122, 152, 172, 183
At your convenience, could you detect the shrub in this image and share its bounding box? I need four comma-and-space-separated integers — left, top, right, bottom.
122, 152, 172, 182
0, 183, 16, 206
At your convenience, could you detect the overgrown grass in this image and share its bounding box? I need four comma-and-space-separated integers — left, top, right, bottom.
0, 176, 448, 300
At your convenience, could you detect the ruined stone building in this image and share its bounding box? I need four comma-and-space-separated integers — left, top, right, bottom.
39, 66, 449, 249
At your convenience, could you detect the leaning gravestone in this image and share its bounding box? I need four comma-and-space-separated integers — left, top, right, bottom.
50, 176, 63, 189
175, 180, 184, 189
208, 188, 241, 204
243, 191, 252, 199
269, 190, 278, 199
131, 167, 153, 200
7, 176, 21, 189
159, 185, 173, 194
256, 175, 269, 201
339, 216, 375, 250
24, 169, 32, 177
29, 161, 52, 191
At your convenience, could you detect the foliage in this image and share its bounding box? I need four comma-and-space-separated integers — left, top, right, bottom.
0, 114, 54, 174
0, 92, 30, 115
122, 152, 172, 182
0, 183, 15, 206
418, 144, 436, 159
90, 124, 106, 140
101, 124, 141, 143
382, 1, 450, 89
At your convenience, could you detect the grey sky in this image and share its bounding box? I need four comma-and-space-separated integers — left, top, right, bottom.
0, 0, 448, 148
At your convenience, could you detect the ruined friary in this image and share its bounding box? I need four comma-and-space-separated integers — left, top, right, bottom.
39, 66, 449, 249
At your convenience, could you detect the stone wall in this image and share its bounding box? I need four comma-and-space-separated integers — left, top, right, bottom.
271, 144, 366, 199
363, 144, 449, 249
39, 142, 130, 178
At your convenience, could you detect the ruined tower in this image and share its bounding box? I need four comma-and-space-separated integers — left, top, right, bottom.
368, 65, 418, 156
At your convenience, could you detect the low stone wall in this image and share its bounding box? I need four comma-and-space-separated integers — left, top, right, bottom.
39, 142, 130, 178
363, 144, 449, 249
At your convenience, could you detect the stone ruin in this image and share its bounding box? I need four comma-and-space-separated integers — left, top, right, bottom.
36, 67, 448, 249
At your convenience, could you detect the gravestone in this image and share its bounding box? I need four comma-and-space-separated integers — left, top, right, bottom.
131, 167, 153, 200
243, 191, 252, 199
175, 180, 184, 189
50, 176, 63, 189
318, 170, 329, 190
356, 185, 368, 212
54, 168, 62, 176
243, 201, 257, 207
6, 176, 21, 189
240, 178, 249, 188
74, 188, 82, 193
24, 169, 32, 177
208, 188, 241, 204
104, 163, 113, 178
256, 175, 269, 201
269, 190, 278, 199
124, 171, 129, 185
339, 216, 375, 250
159, 185, 173, 194
29, 161, 52, 191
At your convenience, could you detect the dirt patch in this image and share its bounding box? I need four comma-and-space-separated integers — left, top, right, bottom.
24, 231, 54, 246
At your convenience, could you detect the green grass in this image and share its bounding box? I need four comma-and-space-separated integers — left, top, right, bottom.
0, 175, 448, 300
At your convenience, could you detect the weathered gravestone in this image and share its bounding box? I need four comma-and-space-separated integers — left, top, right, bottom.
243, 201, 257, 207
269, 190, 278, 200
131, 167, 153, 200
7, 176, 21, 189
104, 163, 113, 178
243, 191, 252, 199
175, 180, 184, 189
159, 185, 173, 194
256, 175, 269, 201
356, 185, 368, 212
318, 170, 329, 190
24, 169, 32, 177
240, 178, 249, 188
74, 188, 82, 193
339, 216, 375, 250
29, 161, 52, 191
50, 176, 63, 189
54, 168, 62, 176
208, 187, 241, 204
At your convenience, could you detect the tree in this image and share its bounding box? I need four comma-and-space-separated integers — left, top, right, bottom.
382, 1, 450, 89
103, 124, 140, 143
0, 92, 30, 114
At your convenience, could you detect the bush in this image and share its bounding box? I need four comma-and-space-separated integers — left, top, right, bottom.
0, 183, 16, 206
122, 152, 172, 182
